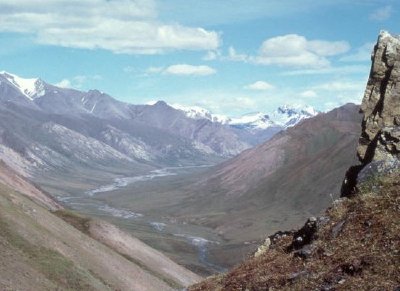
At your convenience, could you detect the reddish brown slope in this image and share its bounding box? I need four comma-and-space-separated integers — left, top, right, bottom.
162, 104, 362, 269
190, 172, 400, 291
0, 160, 61, 210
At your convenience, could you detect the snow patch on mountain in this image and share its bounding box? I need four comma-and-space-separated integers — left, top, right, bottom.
170, 102, 319, 130
170, 103, 231, 124
229, 112, 275, 130
0, 71, 45, 100
271, 104, 319, 128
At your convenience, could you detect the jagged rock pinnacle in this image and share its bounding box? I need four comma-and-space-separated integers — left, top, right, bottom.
341, 31, 400, 197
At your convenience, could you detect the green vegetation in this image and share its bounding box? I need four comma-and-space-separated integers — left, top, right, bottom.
54, 209, 186, 289
0, 216, 99, 290
120, 253, 183, 290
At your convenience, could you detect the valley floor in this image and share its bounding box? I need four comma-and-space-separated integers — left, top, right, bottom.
35, 165, 235, 275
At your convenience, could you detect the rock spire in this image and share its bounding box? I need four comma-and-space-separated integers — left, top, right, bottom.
341, 31, 400, 197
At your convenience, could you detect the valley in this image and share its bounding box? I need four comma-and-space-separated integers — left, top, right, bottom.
27, 102, 361, 275
1, 1, 399, 289
0, 70, 324, 275
36, 165, 227, 275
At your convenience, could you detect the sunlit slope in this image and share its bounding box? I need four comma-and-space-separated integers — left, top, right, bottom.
0, 168, 201, 290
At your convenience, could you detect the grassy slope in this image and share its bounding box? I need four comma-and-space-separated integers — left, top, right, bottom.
190, 172, 400, 290
0, 182, 193, 290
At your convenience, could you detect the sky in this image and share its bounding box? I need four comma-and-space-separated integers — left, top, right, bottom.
0, 0, 398, 116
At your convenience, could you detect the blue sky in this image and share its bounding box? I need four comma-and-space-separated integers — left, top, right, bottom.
0, 0, 398, 116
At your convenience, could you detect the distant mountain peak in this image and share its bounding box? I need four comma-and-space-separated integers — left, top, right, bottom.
229, 112, 274, 130
154, 100, 169, 107
169, 103, 231, 123
277, 104, 318, 115
273, 104, 319, 128
87, 89, 105, 95
0, 71, 46, 100
170, 102, 318, 131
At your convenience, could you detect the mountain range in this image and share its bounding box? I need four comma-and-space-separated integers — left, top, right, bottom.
170, 102, 318, 130
0, 71, 317, 179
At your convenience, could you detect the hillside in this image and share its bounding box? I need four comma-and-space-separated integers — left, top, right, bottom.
190, 172, 400, 290
165, 104, 361, 242
0, 163, 201, 290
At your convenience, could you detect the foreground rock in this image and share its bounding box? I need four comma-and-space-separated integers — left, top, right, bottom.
342, 31, 400, 196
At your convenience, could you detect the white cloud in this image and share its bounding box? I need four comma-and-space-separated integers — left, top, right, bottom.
227, 46, 249, 62
55, 75, 102, 89
163, 64, 216, 76
252, 34, 350, 69
300, 90, 318, 98
146, 66, 164, 74
203, 46, 249, 62
281, 65, 370, 76
202, 50, 221, 61
55, 79, 72, 88
244, 81, 275, 91
340, 42, 374, 62
196, 95, 257, 114
369, 5, 392, 21
0, 0, 220, 54
310, 80, 366, 107
313, 81, 365, 92
144, 64, 216, 76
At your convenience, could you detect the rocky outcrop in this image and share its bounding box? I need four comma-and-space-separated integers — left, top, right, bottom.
341, 31, 400, 197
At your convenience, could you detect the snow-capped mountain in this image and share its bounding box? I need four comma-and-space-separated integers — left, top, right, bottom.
229, 112, 275, 130
171, 103, 319, 131
170, 103, 231, 124
0, 71, 320, 177
271, 105, 319, 128
0, 71, 46, 100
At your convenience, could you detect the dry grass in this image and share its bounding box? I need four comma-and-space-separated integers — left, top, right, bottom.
190, 172, 400, 290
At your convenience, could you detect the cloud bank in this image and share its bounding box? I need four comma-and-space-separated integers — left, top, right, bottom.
244, 81, 275, 91
254, 34, 350, 68
146, 64, 216, 76
0, 0, 221, 54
